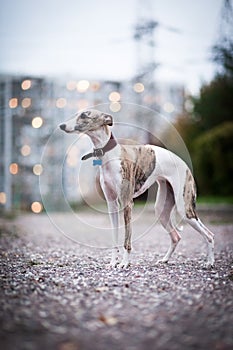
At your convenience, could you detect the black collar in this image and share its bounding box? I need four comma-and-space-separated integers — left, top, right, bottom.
81, 133, 118, 161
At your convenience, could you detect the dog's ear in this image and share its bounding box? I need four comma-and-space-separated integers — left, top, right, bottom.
102, 113, 113, 126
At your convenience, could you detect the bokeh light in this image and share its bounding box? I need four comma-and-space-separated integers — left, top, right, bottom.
184, 99, 194, 113
32, 116, 43, 128
77, 80, 90, 92
21, 80, 31, 90
9, 163, 19, 175
0, 192, 7, 204
109, 102, 121, 112
21, 145, 31, 156
133, 83, 145, 93
56, 98, 67, 108
66, 80, 77, 91
9, 98, 18, 108
109, 91, 121, 102
22, 98, 31, 108
33, 164, 43, 175
163, 102, 175, 113
31, 201, 43, 214
90, 81, 101, 92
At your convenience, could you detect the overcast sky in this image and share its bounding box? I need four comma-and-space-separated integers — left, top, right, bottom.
0, 0, 223, 94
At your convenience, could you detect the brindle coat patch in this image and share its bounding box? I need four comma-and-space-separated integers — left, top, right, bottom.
120, 145, 156, 207
183, 168, 198, 219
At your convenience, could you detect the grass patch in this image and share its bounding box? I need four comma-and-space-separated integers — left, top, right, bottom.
0, 210, 17, 220
210, 219, 233, 224
197, 196, 233, 205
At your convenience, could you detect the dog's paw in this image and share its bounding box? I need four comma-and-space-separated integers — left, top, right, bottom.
203, 261, 215, 269
117, 260, 130, 269
108, 260, 118, 269
155, 258, 168, 265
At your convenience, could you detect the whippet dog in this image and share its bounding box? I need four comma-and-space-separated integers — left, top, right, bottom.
59, 109, 214, 269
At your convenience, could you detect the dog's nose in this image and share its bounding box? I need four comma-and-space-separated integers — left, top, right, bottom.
59, 124, 66, 131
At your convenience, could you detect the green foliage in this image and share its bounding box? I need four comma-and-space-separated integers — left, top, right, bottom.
174, 114, 202, 152
213, 41, 233, 78
193, 122, 233, 195
193, 75, 233, 131
175, 75, 233, 153
174, 4, 233, 196
197, 196, 233, 204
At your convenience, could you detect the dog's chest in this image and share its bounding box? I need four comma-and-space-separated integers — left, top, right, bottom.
120, 145, 156, 200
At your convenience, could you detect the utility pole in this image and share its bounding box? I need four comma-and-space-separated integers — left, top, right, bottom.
3, 79, 12, 212
134, 19, 157, 82
133, 0, 158, 143
213, 0, 233, 76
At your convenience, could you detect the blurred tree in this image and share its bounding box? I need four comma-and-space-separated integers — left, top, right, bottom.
213, 42, 233, 78
173, 0, 233, 195
193, 75, 233, 132
193, 122, 233, 195
174, 112, 201, 152
212, 0, 233, 78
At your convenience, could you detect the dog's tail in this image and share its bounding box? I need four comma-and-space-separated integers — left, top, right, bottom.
183, 168, 198, 220
172, 168, 198, 225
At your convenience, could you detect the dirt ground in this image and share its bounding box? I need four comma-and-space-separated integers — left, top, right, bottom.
0, 205, 233, 350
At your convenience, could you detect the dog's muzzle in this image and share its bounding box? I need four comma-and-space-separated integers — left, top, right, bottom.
59, 124, 66, 131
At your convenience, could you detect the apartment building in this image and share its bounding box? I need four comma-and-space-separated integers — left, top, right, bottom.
0, 74, 184, 212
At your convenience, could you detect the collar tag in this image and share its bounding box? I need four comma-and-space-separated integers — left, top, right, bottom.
93, 159, 102, 166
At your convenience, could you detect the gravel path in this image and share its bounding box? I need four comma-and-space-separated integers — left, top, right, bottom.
0, 206, 233, 350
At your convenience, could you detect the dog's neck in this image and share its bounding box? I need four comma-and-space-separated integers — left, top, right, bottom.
86, 126, 111, 149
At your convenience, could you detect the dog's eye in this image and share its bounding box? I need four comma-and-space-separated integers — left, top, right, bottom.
80, 113, 86, 119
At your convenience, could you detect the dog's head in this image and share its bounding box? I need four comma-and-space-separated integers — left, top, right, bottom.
59, 109, 113, 134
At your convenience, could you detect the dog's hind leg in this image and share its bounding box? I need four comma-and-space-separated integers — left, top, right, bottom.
156, 228, 181, 264
155, 180, 181, 264
118, 201, 133, 268
185, 217, 214, 268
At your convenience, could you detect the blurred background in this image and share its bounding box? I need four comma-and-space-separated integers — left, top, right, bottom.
0, 0, 232, 213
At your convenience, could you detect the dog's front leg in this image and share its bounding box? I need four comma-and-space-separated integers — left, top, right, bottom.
107, 201, 120, 267
118, 202, 133, 268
